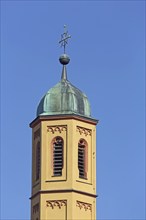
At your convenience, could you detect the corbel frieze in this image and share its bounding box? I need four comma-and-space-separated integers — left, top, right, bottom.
47, 125, 67, 134
34, 128, 40, 140
33, 203, 39, 214
76, 200, 92, 211
76, 126, 92, 136
46, 200, 67, 209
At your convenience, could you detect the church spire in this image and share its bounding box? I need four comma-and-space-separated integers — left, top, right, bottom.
30, 26, 97, 220
59, 25, 71, 81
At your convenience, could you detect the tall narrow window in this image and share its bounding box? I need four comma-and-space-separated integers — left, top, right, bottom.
78, 139, 87, 179
36, 142, 40, 181
53, 137, 63, 176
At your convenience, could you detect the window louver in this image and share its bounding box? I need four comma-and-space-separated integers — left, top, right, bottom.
36, 142, 40, 180
53, 137, 63, 176
78, 139, 87, 179
78, 145, 85, 178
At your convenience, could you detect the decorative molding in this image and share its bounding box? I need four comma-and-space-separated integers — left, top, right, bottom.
30, 189, 97, 200
46, 200, 67, 209
30, 114, 98, 128
76, 126, 92, 136
33, 203, 39, 214
34, 128, 40, 140
47, 125, 67, 134
76, 200, 92, 212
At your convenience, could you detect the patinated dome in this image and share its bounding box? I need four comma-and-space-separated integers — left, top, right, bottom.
36, 54, 91, 117
37, 79, 91, 117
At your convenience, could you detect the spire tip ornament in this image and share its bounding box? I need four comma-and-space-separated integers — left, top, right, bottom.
59, 25, 71, 66
59, 25, 71, 54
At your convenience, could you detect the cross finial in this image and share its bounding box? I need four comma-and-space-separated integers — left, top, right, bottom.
59, 25, 71, 53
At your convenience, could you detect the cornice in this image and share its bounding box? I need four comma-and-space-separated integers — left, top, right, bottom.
30, 189, 98, 200
29, 114, 98, 128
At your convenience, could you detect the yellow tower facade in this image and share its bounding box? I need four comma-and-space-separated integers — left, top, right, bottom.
30, 28, 98, 220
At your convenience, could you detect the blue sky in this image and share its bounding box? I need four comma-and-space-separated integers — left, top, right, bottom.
1, 1, 145, 219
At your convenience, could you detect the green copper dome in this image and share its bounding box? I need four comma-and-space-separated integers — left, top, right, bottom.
36, 55, 91, 117
37, 79, 91, 117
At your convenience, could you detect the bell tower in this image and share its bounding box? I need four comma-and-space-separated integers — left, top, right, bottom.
30, 27, 98, 220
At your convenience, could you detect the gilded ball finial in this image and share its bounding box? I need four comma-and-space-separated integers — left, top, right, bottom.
59, 54, 70, 65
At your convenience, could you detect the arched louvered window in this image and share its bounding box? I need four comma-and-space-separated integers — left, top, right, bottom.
78, 139, 88, 179
36, 141, 40, 181
52, 137, 63, 176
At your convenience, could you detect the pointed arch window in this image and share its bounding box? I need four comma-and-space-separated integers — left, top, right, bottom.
78, 139, 88, 179
36, 141, 40, 181
52, 137, 63, 176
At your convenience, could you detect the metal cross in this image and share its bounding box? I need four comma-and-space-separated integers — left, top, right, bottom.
59, 25, 71, 53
